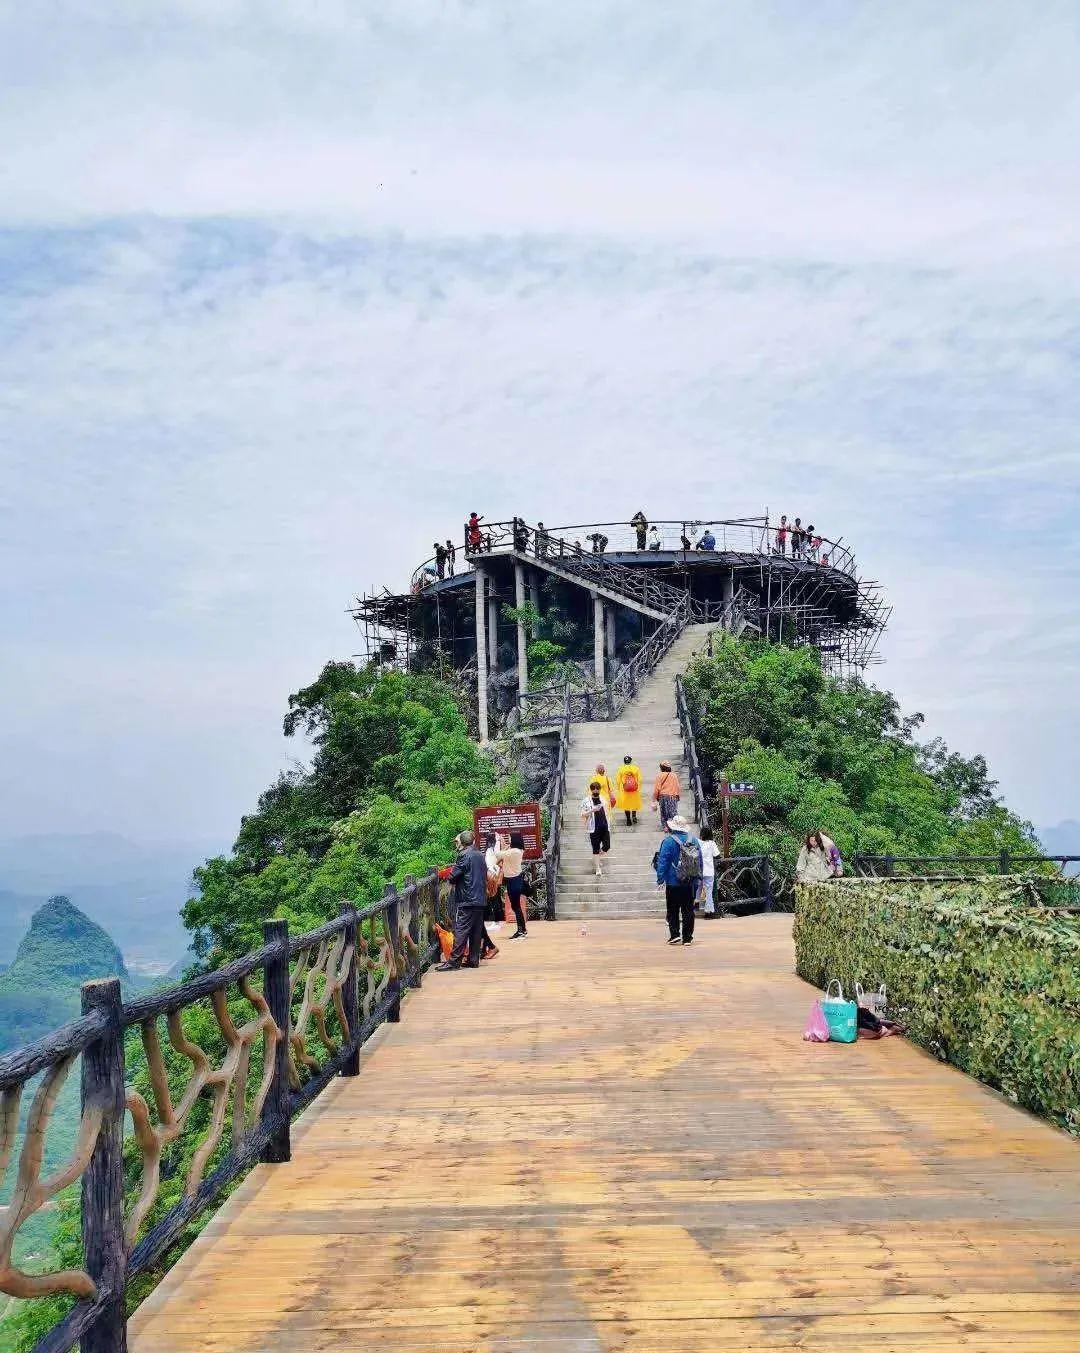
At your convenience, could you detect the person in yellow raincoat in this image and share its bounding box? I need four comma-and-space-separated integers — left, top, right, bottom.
587, 764, 616, 815
615, 754, 643, 826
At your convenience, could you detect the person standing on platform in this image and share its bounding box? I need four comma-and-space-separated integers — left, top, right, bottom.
445, 538, 456, 577
776, 515, 789, 556
615, 754, 643, 826
648, 525, 663, 551
791, 517, 805, 559
437, 830, 488, 970
655, 815, 701, 945
496, 831, 528, 939
652, 761, 681, 830
467, 512, 485, 553
631, 510, 648, 549
580, 780, 612, 877
536, 522, 549, 558
434, 542, 447, 580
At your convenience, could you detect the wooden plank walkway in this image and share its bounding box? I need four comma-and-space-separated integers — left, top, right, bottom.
130, 915, 1080, 1352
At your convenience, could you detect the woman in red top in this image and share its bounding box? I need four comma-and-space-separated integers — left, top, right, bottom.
776, 515, 789, 556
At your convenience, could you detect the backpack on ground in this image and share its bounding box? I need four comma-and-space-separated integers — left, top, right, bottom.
675, 836, 701, 885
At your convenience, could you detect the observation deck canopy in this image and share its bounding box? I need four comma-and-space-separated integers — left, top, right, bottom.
352, 516, 889, 684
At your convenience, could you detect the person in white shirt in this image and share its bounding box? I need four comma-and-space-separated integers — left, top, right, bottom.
697, 825, 720, 914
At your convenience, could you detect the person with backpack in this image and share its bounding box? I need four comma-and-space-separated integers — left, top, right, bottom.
652, 761, 681, 830
615, 754, 643, 826
655, 815, 701, 945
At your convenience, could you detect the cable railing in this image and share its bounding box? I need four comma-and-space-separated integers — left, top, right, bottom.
0, 879, 455, 1352
852, 853, 1080, 906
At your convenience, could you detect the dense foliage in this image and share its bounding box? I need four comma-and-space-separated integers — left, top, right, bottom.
684, 634, 1040, 882
185, 662, 520, 961
793, 878, 1080, 1135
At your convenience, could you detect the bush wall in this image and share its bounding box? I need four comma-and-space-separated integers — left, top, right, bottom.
793, 877, 1080, 1135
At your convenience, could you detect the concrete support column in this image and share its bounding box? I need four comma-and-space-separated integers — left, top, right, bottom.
528, 572, 541, 615
605, 603, 616, 661
474, 568, 489, 743
487, 582, 499, 671
593, 592, 605, 686
722, 568, 735, 626
514, 561, 529, 696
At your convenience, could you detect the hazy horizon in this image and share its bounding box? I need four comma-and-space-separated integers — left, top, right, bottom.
2, 4, 1078, 845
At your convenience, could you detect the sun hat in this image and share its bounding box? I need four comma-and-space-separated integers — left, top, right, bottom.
667, 815, 691, 832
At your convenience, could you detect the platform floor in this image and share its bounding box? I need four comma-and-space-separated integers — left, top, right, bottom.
130, 915, 1080, 1352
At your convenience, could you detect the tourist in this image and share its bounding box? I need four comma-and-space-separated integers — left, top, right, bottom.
434, 542, 447, 580
652, 761, 682, 830
588, 531, 609, 554
819, 551, 829, 568
631, 510, 649, 549
437, 831, 488, 969
648, 525, 663, 551
615, 754, 643, 826
589, 763, 616, 810
580, 780, 612, 877
776, 514, 789, 556
467, 512, 485, 553
811, 531, 823, 564
536, 521, 549, 558
655, 814, 701, 945
804, 525, 817, 563
697, 825, 720, 914
791, 517, 805, 559
796, 830, 840, 884
445, 538, 456, 577
512, 517, 530, 552
496, 831, 528, 939
697, 527, 716, 551
679, 531, 692, 552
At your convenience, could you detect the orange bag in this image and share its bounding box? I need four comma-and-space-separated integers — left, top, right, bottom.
434, 922, 455, 961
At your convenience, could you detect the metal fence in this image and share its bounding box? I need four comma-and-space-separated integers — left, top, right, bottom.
0, 876, 455, 1353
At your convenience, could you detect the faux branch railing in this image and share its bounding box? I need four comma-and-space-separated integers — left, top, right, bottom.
675, 673, 710, 833
0, 873, 454, 1353
539, 681, 571, 921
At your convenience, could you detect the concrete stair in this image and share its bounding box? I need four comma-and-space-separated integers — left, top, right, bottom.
557, 623, 716, 920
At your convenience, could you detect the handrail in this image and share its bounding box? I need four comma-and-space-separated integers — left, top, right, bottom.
675, 674, 709, 832
0, 876, 457, 1352
539, 681, 571, 919
853, 852, 1080, 878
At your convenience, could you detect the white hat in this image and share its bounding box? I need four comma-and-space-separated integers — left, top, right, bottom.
667, 815, 691, 832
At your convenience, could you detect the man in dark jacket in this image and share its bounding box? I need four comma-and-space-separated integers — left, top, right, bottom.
438, 831, 488, 969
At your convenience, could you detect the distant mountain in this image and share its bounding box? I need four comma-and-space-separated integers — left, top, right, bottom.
0, 831, 225, 970
0, 896, 128, 1053
1039, 820, 1080, 856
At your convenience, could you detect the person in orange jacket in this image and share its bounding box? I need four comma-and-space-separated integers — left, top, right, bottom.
652, 761, 681, 830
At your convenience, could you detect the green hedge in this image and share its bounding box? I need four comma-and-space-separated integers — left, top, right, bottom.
793, 878, 1080, 1136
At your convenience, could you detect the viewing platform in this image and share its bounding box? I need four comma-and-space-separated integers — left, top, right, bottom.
129, 916, 1080, 1352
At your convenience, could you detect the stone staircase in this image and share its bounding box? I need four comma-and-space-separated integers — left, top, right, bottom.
557, 623, 716, 919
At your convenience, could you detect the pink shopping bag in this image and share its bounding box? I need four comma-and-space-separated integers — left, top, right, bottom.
803, 999, 830, 1042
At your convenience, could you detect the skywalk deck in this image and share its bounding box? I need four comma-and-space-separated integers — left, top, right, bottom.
130, 916, 1080, 1352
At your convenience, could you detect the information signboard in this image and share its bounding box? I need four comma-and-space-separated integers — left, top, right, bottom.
472, 801, 544, 860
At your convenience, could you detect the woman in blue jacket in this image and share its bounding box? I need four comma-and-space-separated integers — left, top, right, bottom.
655, 815, 701, 945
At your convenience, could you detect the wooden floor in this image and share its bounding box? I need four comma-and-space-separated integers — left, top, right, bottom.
130, 915, 1080, 1352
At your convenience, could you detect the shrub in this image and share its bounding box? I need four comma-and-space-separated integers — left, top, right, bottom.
793, 878, 1080, 1136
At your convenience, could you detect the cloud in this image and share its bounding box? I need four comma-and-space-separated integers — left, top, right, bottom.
1, 4, 1078, 839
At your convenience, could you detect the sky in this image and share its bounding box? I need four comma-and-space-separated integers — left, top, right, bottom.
1, 2, 1078, 848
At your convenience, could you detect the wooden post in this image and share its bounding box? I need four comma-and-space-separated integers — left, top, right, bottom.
260, 918, 292, 1163
474, 567, 489, 742
999, 848, 1011, 875
884, 855, 895, 878
80, 977, 127, 1353
403, 875, 422, 989
383, 885, 402, 1023
514, 561, 529, 696
762, 856, 774, 912
338, 906, 360, 1075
